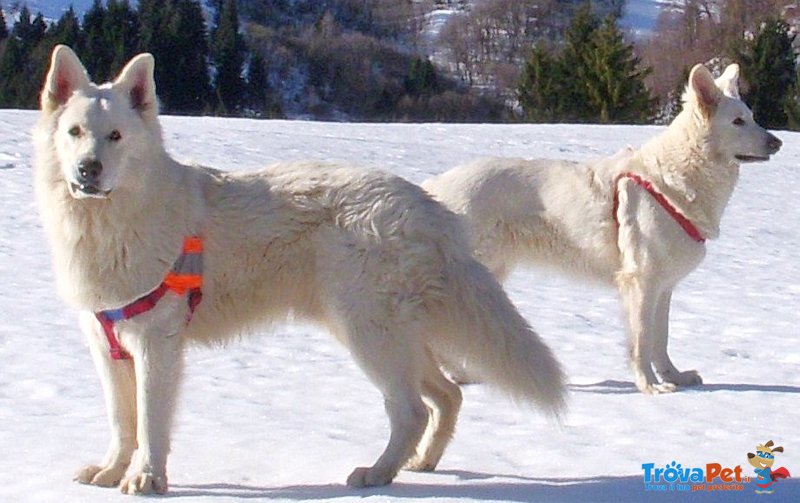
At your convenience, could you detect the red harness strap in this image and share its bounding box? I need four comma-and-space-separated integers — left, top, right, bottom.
94, 236, 204, 360
613, 173, 705, 243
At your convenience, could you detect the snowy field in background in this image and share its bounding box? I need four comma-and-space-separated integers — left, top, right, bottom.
0, 110, 798, 502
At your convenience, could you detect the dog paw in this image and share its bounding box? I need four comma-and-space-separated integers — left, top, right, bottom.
120, 471, 168, 495
346, 466, 394, 488
405, 455, 438, 472
662, 369, 703, 387
74, 464, 125, 487
639, 382, 677, 395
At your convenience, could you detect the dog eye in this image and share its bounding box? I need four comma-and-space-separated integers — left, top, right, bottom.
108, 130, 122, 141
733, 117, 745, 126
68, 125, 82, 137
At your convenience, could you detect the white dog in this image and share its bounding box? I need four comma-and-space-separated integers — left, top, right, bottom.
33, 46, 565, 495
424, 63, 781, 395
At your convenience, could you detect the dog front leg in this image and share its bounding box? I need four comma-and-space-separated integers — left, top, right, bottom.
652, 290, 702, 387
74, 312, 137, 487
617, 276, 675, 394
119, 326, 184, 495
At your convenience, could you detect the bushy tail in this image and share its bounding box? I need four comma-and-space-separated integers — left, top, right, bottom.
431, 258, 567, 419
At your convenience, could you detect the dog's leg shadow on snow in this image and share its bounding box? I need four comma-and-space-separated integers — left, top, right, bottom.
570, 380, 800, 395
169, 473, 653, 501
570, 380, 640, 395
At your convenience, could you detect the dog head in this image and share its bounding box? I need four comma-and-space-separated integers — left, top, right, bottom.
40, 45, 160, 199
684, 63, 782, 164
747, 440, 784, 469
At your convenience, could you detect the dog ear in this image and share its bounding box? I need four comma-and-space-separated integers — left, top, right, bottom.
687, 64, 722, 117
766, 440, 775, 447
772, 446, 784, 453
747, 453, 755, 459
113, 53, 159, 120
715, 63, 740, 98
41, 45, 91, 113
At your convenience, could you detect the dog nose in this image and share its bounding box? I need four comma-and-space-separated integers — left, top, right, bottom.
77, 158, 103, 183
767, 133, 782, 152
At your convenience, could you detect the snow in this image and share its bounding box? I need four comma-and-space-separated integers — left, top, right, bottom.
0, 110, 798, 502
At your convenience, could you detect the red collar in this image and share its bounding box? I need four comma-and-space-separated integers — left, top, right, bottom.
614, 173, 705, 243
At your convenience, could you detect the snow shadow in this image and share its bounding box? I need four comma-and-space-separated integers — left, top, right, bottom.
170, 474, 800, 501
571, 380, 800, 395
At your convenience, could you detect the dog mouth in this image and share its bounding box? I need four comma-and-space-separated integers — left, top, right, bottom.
734, 154, 770, 163
69, 182, 111, 199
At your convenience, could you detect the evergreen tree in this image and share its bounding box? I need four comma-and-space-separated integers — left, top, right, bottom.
139, 0, 210, 113
245, 50, 280, 117
138, 0, 172, 96
212, 0, 247, 114
80, 0, 112, 81
167, 0, 211, 112
559, 4, 600, 122
31, 12, 47, 45
48, 7, 82, 48
105, 0, 140, 77
12, 7, 45, 51
517, 43, 564, 122
518, 5, 654, 124
0, 2, 8, 42
738, 18, 796, 129
582, 16, 655, 123
0, 7, 46, 108
405, 56, 439, 97
0, 36, 25, 106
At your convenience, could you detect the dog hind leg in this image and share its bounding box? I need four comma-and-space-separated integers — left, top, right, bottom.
406, 349, 462, 472
340, 322, 429, 487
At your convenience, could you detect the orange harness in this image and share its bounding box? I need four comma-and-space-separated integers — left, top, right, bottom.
94, 236, 204, 360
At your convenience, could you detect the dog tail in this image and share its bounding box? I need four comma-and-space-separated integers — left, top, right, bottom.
431, 257, 567, 419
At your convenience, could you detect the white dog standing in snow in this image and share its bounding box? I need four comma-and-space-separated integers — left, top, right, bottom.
33, 46, 565, 495
424, 63, 781, 395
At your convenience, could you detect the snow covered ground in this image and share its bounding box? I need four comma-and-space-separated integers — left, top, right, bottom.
0, 110, 798, 502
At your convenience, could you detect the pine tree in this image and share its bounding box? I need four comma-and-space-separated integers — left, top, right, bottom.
167, 0, 211, 112
212, 0, 247, 114
405, 56, 440, 97
139, 0, 173, 98
0, 36, 24, 106
31, 12, 47, 44
0, 2, 8, 42
245, 50, 281, 117
559, 3, 600, 122
582, 16, 655, 124
139, 0, 211, 113
739, 18, 796, 129
517, 43, 564, 122
48, 7, 82, 48
13, 7, 46, 51
105, 0, 140, 77
518, 5, 654, 124
80, 0, 112, 81
0, 7, 46, 108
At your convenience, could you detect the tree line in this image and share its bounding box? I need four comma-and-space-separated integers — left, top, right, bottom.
2, 0, 799, 128
0, 0, 279, 116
